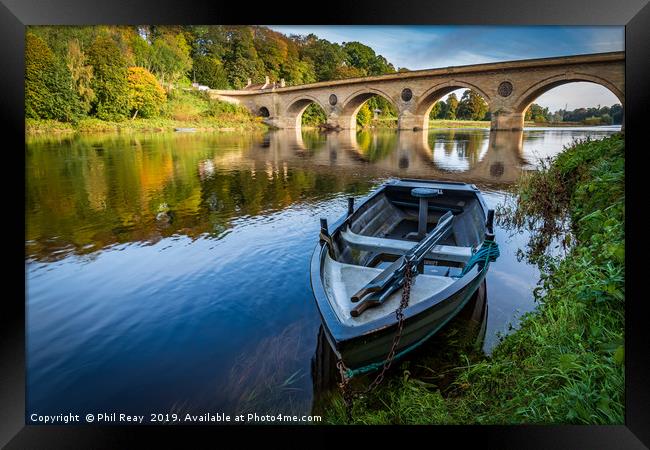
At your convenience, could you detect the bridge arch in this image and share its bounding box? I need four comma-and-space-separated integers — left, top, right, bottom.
513, 73, 624, 114
284, 95, 329, 129
339, 88, 399, 129
412, 80, 492, 131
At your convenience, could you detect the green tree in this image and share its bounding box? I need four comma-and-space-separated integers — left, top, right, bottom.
525, 103, 551, 123
342, 41, 395, 76
192, 55, 229, 88
302, 103, 327, 127
87, 36, 130, 120
126, 67, 167, 119
445, 93, 459, 120
253, 27, 289, 81
609, 104, 623, 124
150, 29, 193, 86
457, 90, 488, 120
429, 101, 443, 120
25, 33, 81, 121
66, 39, 95, 114
223, 27, 266, 88
356, 103, 372, 128
298, 35, 346, 81
366, 96, 397, 117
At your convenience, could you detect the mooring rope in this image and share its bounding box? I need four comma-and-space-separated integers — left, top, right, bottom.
456, 239, 500, 278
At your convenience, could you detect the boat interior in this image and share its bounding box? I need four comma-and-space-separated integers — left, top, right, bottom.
322, 184, 486, 326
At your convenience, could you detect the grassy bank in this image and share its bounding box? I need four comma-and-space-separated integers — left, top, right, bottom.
26, 89, 266, 135
324, 134, 625, 424
428, 119, 490, 129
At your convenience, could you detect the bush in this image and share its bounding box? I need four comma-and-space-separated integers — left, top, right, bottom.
127, 67, 167, 118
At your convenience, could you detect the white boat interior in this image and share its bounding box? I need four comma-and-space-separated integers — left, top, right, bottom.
322, 186, 486, 325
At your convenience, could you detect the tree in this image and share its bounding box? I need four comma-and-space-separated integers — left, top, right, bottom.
429, 101, 443, 120
25, 33, 81, 121
445, 93, 459, 120
66, 39, 95, 114
457, 90, 488, 120
223, 27, 266, 88
192, 55, 229, 88
253, 27, 289, 81
342, 42, 395, 77
356, 103, 373, 128
525, 103, 550, 123
150, 29, 193, 86
302, 103, 327, 127
366, 96, 397, 118
342, 42, 374, 72
610, 104, 623, 124
126, 67, 167, 119
332, 64, 366, 80
298, 35, 346, 81
87, 36, 130, 120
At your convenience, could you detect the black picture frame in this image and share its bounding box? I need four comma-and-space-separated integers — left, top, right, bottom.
2, 0, 649, 447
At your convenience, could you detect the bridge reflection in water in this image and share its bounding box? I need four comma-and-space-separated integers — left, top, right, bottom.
247, 128, 526, 186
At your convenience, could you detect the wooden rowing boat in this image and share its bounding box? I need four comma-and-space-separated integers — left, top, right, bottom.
309, 178, 498, 376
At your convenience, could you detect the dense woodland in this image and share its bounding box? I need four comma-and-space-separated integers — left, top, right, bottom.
25, 25, 622, 127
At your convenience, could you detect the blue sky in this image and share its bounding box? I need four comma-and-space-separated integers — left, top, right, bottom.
269, 26, 624, 111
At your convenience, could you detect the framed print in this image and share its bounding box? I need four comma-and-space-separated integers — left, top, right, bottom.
2, 0, 649, 447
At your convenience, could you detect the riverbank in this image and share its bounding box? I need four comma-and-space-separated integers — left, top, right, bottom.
25, 90, 266, 135
324, 134, 625, 424
429, 119, 490, 129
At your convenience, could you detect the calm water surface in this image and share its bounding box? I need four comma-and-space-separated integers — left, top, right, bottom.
26, 126, 620, 418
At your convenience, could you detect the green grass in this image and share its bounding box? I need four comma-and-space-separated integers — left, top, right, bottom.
323, 134, 625, 425
26, 89, 266, 135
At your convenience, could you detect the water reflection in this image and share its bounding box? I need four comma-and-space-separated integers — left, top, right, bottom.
26, 128, 560, 262
26, 126, 619, 418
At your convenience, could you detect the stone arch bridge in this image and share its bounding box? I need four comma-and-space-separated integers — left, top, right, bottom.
208, 52, 624, 131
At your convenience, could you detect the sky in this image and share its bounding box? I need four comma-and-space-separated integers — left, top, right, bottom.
269, 26, 624, 111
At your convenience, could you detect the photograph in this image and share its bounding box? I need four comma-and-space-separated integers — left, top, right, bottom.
2, 0, 650, 446
23, 23, 626, 423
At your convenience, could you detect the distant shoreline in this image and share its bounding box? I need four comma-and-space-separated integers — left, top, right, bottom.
26, 117, 620, 137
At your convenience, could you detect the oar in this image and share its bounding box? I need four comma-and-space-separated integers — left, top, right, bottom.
350, 211, 454, 317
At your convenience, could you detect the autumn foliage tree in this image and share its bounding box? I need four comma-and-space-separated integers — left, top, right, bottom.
126, 67, 166, 119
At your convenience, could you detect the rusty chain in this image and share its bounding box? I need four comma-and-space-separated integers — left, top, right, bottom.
337, 260, 414, 423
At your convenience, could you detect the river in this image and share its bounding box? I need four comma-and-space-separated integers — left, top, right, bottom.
25, 125, 620, 419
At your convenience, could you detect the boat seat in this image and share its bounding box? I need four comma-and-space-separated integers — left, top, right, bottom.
340, 227, 472, 263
